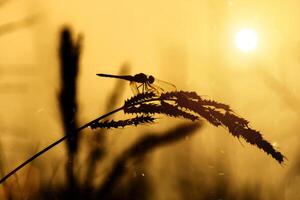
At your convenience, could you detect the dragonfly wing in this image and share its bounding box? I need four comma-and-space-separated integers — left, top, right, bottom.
130, 81, 140, 95
147, 82, 164, 94
153, 79, 177, 92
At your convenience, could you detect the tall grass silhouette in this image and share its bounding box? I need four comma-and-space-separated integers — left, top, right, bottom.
95, 122, 202, 199
83, 64, 130, 190
0, 84, 285, 185
58, 27, 82, 190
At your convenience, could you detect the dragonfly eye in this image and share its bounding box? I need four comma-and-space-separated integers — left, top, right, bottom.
148, 75, 155, 83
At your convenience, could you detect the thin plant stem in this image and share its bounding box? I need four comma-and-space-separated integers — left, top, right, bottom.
0, 106, 125, 184
0, 96, 170, 184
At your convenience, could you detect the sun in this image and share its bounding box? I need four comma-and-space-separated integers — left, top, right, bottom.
235, 29, 258, 52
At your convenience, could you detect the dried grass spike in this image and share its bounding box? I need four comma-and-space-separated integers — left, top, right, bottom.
160, 101, 199, 121
160, 91, 199, 102
90, 116, 155, 129
176, 98, 221, 126
124, 103, 162, 115
125, 92, 156, 106
201, 99, 232, 111
176, 91, 202, 100
235, 127, 285, 163
176, 91, 231, 111
159, 91, 180, 99
224, 111, 249, 127
208, 110, 284, 163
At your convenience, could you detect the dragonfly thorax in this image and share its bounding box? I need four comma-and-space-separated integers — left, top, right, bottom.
133, 73, 155, 84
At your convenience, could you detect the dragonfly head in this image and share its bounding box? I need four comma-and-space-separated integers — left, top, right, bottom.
148, 75, 155, 84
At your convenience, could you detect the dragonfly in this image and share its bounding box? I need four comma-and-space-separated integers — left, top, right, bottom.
97, 73, 177, 95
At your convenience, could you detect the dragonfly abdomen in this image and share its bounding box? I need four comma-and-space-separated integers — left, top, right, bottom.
97, 73, 134, 82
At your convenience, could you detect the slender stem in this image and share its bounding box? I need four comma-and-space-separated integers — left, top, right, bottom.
0, 95, 175, 184
0, 106, 125, 184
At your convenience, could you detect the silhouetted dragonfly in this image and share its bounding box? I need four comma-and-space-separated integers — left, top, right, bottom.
97, 73, 176, 95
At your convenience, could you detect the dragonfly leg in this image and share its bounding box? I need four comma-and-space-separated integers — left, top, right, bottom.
137, 83, 144, 93
148, 82, 164, 94
137, 83, 143, 89
144, 83, 149, 93
141, 83, 150, 93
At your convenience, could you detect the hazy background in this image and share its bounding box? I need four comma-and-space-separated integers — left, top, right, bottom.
0, 0, 299, 199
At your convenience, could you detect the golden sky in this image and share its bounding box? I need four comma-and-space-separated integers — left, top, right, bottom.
0, 0, 299, 199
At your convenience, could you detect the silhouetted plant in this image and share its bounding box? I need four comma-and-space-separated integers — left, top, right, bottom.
95, 122, 202, 199
84, 65, 130, 189
0, 75, 285, 185
58, 26, 82, 190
